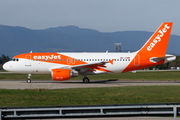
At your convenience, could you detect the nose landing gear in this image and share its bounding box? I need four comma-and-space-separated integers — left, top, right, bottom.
27, 73, 31, 83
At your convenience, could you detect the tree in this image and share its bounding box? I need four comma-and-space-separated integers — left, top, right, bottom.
0, 57, 2, 64
0, 54, 10, 65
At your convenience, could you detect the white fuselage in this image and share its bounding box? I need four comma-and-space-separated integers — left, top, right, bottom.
3, 52, 137, 74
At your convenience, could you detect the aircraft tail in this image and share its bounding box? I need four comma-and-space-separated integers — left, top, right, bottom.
122, 22, 174, 73
138, 22, 173, 56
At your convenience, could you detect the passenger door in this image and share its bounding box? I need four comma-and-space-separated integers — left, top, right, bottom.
25, 55, 31, 66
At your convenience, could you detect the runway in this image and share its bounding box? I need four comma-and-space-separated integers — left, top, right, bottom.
1, 79, 180, 89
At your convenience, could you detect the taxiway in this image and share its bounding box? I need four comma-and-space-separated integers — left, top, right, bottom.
0, 79, 180, 89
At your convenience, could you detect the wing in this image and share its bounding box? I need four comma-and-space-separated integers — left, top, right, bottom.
49, 59, 115, 73
71, 59, 115, 73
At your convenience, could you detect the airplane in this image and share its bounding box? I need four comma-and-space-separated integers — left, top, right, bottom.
3, 22, 176, 83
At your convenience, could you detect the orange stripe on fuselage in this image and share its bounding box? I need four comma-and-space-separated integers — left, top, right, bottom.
122, 53, 165, 73
13, 53, 87, 66
13, 53, 113, 73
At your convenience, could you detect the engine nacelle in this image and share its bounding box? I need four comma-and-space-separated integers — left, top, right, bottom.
51, 69, 78, 81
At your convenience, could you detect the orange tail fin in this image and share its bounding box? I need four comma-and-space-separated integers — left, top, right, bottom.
122, 22, 173, 73
139, 22, 173, 56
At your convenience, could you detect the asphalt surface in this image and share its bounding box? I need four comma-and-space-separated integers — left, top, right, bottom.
0, 79, 180, 89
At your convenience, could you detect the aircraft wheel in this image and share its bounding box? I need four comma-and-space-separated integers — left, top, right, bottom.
27, 79, 31, 83
83, 77, 89, 83
27, 73, 31, 83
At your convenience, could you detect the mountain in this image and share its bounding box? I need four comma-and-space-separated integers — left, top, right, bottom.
0, 24, 179, 58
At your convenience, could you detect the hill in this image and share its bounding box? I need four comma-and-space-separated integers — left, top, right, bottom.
0, 24, 179, 57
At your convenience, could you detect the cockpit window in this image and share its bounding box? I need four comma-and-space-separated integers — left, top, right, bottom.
12, 58, 19, 62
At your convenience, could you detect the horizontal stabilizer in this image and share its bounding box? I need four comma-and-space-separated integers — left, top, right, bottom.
150, 55, 176, 63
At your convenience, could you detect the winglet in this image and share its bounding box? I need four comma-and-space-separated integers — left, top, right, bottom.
109, 59, 115, 65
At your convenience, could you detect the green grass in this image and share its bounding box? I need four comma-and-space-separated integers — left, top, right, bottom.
1, 71, 180, 80
0, 86, 180, 107
73, 71, 180, 81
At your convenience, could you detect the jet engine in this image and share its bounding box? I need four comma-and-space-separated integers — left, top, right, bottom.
51, 69, 78, 81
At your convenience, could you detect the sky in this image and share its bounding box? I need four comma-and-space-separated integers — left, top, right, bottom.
0, 0, 180, 35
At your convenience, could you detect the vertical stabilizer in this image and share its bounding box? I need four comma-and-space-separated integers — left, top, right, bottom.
122, 22, 173, 73
139, 22, 173, 56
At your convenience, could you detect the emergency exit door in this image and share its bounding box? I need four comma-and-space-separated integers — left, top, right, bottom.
134, 54, 140, 66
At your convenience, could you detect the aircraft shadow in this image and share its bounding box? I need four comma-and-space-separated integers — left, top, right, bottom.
25, 79, 180, 84
30, 79, 119, 84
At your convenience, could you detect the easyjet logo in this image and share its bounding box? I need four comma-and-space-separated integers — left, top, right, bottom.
33, 55, 61, 60
147, 24, 170, 51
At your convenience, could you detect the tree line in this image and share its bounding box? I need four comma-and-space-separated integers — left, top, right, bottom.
0, 54, 10, 70
0, 54, 10, 65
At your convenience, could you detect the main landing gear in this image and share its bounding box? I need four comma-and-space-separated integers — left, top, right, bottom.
83, 77, 90, 83
27, 73, 31, 83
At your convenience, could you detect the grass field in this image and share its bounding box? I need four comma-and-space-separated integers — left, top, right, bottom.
0, 71, 180, 107
0, 71, 180, 80
0, 86, 180, 107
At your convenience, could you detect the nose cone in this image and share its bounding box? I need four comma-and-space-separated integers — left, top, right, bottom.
3, 62, 11, 71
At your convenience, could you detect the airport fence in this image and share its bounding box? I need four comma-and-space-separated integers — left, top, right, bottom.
0, 103, 180, 120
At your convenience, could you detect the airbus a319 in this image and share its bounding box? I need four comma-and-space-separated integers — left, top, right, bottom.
3, 22, 176, 83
